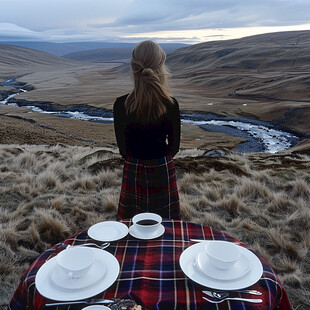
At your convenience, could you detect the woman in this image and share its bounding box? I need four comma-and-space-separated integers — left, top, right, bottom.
113, 40, 181, 220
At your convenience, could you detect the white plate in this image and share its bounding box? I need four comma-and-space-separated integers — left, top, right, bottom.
179, 242, 263, 290
88, 221, 129, 242
35, 248, 120, 301
50, 259, 106, 290
129, 224, 165, 240
83, 306, 110, 310
196, 250, 251, 281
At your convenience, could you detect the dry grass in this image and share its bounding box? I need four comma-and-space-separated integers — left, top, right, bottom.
0, 145, 309, 309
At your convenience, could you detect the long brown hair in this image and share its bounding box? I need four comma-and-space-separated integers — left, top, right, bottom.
125, 40, 174, 122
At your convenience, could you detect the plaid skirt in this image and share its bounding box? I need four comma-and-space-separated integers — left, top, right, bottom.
117, 155, 180, 220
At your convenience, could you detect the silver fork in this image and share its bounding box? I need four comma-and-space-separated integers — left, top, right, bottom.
77, 242, 110, 249
203, 290, 262, 299
203, 296, 263, 304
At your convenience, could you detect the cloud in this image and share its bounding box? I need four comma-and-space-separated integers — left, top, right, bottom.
0, 23, 45, 41
1, 0, 310, 43
94, 0, 310, 30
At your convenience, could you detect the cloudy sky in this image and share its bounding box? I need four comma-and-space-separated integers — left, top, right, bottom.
1, 0, 310, 44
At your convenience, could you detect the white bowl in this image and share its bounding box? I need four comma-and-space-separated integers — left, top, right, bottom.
205, 241, 241, 270
132, 212, 162, 234
56, 246, 95, 279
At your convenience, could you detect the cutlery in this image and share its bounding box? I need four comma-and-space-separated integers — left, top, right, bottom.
190, 239, 241, 245
45, 298, 114, 307
57, 242, 110, 250
203, 296, 263, 304
78, 242, 110, 249
203, 290, 262, 299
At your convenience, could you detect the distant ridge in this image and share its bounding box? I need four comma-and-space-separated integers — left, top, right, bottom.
0, 41, 188, 57
63, 43, 188, 63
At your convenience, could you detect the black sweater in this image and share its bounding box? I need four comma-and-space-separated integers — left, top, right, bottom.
113, 94, 181, 160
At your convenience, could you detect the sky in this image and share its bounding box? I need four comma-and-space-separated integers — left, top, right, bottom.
1, 0, 310, 44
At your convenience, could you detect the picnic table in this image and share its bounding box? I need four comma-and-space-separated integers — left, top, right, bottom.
9, 219, 290, 309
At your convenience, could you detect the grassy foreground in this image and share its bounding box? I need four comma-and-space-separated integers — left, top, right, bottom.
0, 144, 309, 309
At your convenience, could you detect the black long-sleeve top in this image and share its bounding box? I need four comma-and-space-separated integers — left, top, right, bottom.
113, 94, 181, 160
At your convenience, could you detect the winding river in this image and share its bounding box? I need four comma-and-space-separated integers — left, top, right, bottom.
0, 78, 303, 153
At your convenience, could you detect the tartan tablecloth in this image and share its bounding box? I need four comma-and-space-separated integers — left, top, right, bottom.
9, 220, 291, 310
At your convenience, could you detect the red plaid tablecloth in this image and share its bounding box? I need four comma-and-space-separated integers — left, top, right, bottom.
9, 220, 291, 310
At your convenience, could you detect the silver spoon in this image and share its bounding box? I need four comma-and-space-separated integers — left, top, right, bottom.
203, 296, 263, 304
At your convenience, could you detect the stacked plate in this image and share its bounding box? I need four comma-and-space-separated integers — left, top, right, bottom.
179, 241, 263, 290
35, 247, 120, 301
35, 220, 130, 301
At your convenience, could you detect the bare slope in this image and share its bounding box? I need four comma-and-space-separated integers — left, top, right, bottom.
167, 30, 310, 101
0, 44, 79, 68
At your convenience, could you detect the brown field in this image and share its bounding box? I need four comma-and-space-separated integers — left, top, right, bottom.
0, 145, 309, 309
1, 31, 310, 309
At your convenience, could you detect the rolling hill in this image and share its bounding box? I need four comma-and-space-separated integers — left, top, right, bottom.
1, 31, 310, 151
0, 41, 188, 57
63, 43, 188, 63
0, 44, 79, 69
166, 30, 310, 102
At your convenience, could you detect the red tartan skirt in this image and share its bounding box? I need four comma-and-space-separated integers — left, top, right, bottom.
117, 155, 180, 220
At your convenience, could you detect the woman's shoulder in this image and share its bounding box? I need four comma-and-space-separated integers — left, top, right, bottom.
113, 94, 129, 111
114, 94, 129, 104
165, 97, 179, 112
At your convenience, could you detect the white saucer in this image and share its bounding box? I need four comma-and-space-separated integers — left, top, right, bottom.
129, 224, 165, 240
35, 248, 120, 301
50, 259, 106, 290
179, 242, 263, 290
196, 250, 251, 281
88, 221, 129, 242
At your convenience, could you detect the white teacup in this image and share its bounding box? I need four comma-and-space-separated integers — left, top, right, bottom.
132, 212, 162, 234
56, 246, 95, 279
205, 241, 241, 270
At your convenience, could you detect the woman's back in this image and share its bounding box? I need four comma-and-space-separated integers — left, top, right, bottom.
114, 40, 181, 220
113, 94, 180, 160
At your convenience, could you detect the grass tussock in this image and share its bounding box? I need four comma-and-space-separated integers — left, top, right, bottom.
0, 145, 309, 309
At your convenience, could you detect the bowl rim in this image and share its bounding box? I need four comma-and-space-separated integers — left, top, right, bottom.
205, 241, 241, 263
132, 212, 162, 227
56, 246, 95, 271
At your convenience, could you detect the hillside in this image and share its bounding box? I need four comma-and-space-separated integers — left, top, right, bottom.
167, 30, 310, 71
167, 30, 310, 101
165, 30, 310, 139
0, 44, 79, 68
1, 31, 310, 153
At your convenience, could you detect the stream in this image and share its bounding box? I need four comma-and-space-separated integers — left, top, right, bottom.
0, 78, 303, 153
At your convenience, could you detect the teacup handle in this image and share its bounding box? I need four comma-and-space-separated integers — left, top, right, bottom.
68, 272, 77, 279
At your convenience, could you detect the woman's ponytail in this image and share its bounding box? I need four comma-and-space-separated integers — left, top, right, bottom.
125, 40, 174, 122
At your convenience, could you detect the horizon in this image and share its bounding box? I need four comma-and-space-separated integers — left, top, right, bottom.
1, 27, 310, 48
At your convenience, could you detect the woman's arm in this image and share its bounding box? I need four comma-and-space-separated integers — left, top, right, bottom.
113, 98, 127, 158
167, 98, 181, 158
